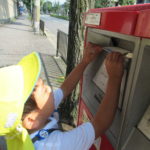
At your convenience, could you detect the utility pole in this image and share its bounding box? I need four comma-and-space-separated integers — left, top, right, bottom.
33, 0, 40, 33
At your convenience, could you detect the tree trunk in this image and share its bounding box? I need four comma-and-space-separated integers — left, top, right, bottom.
59, 0, 95, 126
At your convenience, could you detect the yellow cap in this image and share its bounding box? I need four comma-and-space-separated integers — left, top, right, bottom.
0, 52, 41, 150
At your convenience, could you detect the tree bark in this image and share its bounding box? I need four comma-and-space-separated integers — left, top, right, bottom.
59, 0, 95, 126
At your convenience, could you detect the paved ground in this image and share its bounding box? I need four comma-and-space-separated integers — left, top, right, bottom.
0, 15, 66, 149
0, 14, 66, 89
0, 15, 55, 60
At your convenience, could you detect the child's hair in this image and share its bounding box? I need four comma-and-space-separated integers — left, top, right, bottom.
22, 97, 37, 120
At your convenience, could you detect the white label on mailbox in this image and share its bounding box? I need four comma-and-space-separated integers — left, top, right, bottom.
85, 13, 101, 26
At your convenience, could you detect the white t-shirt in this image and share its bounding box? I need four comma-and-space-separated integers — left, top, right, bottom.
30, 88, 95, 150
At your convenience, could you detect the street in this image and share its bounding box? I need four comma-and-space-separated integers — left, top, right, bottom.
41, 15, 69, 49
41, 15, 69, 34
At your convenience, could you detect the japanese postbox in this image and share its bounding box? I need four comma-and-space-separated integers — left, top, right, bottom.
78, 4, 150, 150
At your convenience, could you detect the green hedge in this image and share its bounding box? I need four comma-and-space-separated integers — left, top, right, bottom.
50, 14, 69, 21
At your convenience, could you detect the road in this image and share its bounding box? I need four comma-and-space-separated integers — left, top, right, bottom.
41, 15, 69, 34
41, 15, 69, 49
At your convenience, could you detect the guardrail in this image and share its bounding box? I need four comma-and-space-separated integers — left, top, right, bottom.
40, 19, 45, 34
56, 30, 68, 64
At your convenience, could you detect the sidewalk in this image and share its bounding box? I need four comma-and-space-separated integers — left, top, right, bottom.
0, 15, 69, 150
0, 15, 56, 56
0, 15, 66, 89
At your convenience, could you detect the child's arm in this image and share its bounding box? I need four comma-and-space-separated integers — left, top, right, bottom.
91, 52, 124, 139
31, 43, 102, 116
61, 42, 103, 99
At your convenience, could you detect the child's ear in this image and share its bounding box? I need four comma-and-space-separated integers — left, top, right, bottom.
23, 113, 40, 130
26, 117, 35, 129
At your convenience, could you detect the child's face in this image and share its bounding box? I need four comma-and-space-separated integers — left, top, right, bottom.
22, 78, 53, 131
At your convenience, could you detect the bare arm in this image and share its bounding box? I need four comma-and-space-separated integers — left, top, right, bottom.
91, 52, 124, 139
61, 61, 87, 98
31, 43, 102, 121
61, 43, 103, 98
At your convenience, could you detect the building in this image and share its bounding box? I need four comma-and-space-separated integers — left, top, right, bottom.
0, 0, 18, 24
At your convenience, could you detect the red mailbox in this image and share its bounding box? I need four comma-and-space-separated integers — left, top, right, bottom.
78, 4, 150, 150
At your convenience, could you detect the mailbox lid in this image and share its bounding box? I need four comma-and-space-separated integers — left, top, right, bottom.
85, 4, 150, 36
135, 9, 150, 38
100, 11, 138, 35
84, 11, 138, 35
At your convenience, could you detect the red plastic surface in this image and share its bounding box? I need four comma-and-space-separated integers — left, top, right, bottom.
100, 11, 138, 35
135, 9, 150, 38
100, 135, 114, 150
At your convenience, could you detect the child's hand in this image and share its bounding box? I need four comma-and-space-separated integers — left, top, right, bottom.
105, 52, 124, 80
31, 78, 52, 110
82, 42, 103, 65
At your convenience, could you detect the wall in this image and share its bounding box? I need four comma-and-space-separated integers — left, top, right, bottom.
0, 0, 18, 23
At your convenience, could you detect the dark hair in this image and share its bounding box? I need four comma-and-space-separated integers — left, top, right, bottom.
22, 96, 37, 120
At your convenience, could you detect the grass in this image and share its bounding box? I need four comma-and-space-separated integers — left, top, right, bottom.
56, 76, 65, 83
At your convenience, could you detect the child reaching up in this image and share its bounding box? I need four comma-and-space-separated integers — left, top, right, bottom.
0, 43, 124, 150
